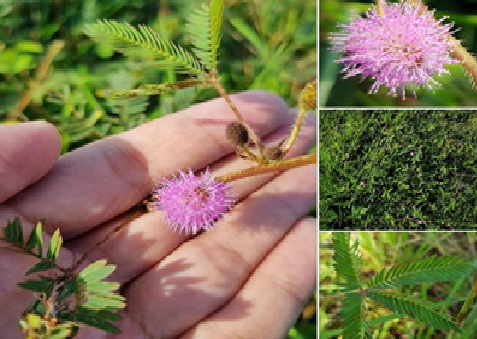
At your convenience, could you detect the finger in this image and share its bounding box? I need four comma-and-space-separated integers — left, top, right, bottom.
181, 218, 316, 338
8, 91, 289, 238
67, 111, 316, 284
0, 122, 60, 203
123, 163, 316, 338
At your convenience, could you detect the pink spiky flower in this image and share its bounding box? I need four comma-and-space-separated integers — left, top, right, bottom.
149, 169, 236, 234
330, 1, 459, 98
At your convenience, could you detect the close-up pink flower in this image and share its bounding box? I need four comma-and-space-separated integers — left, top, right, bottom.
149, 169, 236, 234
330, 1, 459, 98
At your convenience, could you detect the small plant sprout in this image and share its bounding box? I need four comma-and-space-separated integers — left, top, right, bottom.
1, 219, 125, 337
329, 0, 477, 98
85, 0, 316, 234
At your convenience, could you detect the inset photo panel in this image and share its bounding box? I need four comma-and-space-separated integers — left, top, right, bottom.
320, 0, 477, 107
320, 110, 477, 230
319, 232, 477, 338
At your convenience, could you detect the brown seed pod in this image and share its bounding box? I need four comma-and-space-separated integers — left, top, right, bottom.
263, 146, 283, 161
226, 122, 249, 146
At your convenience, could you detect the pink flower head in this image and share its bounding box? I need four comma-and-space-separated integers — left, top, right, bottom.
149, 169, 236, 234
330, 2, 459, 98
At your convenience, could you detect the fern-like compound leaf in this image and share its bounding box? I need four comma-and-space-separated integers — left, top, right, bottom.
186, 0, 225, 71
105, 79, 208, 98
84, 20, 205, 74
343, 293, 371, 339
368, 291, 461, 332
367, 255, 472, 290
332, 232, 361, 289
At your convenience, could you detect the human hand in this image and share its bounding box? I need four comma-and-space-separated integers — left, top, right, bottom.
0, 91, 316, 338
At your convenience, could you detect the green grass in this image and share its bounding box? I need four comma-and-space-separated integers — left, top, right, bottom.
319, 232, 477, 338
320, 111, 477, 229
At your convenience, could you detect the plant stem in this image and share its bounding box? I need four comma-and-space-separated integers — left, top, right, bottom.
320, 288, 369, 299
409, 0, 477, 87
9, 40, 64, 121
0, 242, 68, 272
216, 153, 316, 183
375, 0, 386, 17
449, 36, 477, 89
70, 205, 146, 272
282, 107, 308, 156
209, 74, 264, 155
456, 273, 477, 325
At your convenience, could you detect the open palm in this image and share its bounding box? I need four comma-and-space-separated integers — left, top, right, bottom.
0, 91, 316, 338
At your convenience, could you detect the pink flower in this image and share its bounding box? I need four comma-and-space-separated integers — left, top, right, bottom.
330, 2, 458, 98
149, 169, 236, 234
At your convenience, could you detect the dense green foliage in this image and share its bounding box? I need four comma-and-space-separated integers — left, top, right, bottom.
320, 111, 477, 229
320, 0, 477, 107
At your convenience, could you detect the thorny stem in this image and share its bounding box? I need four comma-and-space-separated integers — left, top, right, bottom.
216, 153, 316, 183
70, 205, 146, 272
209, 73, 265, 156
449, 36, 477, 88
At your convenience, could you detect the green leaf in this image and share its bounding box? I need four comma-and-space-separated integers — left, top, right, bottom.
84, 20, 204, 74
3, 218, 23, 245
82, 292, 125, 310
16, 40, 43, 53
49, 323, 79, 339
332, 232, 361, 289
79, 259, 116, 282
26, 260, 56, 275
367, 256, 473, 290
25, 222, 41, 253
25, 221, 44, 256
367, 291, 461, 332
342, 293, 370, 338
75, 307, 122, 334
57, 279, 79, 302
186, 0, 224, 71
229, 17, 268, 59
18, 277, 54, 293
105, 79, 207, 98
46, 228, 63, 262
86, 281, 120, 293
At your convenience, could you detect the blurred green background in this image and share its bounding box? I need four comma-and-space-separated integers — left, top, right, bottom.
0, 0, 316, 151
320, 232, 477, 338
320, 0, 477, 107
0, 0, 316, 337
